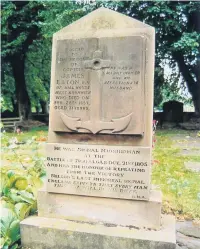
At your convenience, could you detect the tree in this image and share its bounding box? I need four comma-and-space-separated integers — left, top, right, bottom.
1, 63, 16, 114
2, 1, 199, 117
25, 39, 51, 114
1, 1, 44, 119
1, 1, 88, 118
86, 1, 200, 114
119, 1, 200, 114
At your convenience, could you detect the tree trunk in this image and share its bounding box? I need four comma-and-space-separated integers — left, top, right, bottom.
35, 105, 40, 114
10, 55, 31, 120
11, 97, 18, 116
40, 100, 49, 114
172, 51, 200, 116
187, 9, 200, 116
192, 85, 200, 116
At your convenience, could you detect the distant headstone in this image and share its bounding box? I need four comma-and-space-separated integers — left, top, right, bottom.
163, 100, 183, 123
184, 161, 200, 172
20, 8, 176, 249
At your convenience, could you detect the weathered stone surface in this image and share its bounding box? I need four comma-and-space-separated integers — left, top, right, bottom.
176, 232, 200, 249
49, 7, 154, 141
176, 221, 200, 239
176, 245, 188, 249
20, 215, 176, 249
46, 143, 151, 200
45, 7, 155, 200
38, 188, 162, 229
180, 150, 200, 156
184, 162, 200, 173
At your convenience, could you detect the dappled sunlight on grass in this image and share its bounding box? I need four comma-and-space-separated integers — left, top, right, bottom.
152, 132, 200, 220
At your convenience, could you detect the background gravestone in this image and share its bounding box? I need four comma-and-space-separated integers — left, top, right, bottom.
20, 8, 176, 249
163, 100, 183, 123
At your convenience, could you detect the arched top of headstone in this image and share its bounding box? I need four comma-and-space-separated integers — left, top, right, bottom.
55, 7, 152, 35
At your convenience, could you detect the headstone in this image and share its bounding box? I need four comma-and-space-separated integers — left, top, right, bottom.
20, 8, 176, 249
163, 100, 183, 123
184, 161, 200, 172
47, 6, 155, 201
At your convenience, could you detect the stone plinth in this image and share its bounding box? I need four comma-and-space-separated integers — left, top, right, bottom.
38, 188, 162, 229
20, 215, 176, 249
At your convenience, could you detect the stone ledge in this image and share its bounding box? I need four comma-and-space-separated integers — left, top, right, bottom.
20, 215, 176, 249
38, 188, 162, 229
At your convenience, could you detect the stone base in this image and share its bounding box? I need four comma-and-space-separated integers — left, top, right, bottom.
38, 188, 162, 229
20, 215, 176, 249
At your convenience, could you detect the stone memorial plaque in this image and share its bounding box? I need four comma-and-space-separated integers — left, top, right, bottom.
47, 7, 155, 200
46, 143, 151, 200
50, 21, 151, 135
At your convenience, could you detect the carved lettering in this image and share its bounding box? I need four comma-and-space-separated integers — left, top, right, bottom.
46, 144, 151, 200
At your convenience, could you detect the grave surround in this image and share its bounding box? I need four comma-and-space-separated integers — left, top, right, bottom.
20, 7, 176, 249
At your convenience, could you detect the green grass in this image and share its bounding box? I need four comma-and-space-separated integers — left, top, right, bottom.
1, 127, 200, 220
2, 126, 48, 142
156, 128, 198, 137
1, 127, 48, 169
153, 130, 200, 220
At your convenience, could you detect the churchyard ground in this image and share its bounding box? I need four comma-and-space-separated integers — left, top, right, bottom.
1, 127, 200, 221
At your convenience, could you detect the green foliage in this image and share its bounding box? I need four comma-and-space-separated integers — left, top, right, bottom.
1, 63, 16, 112
97, 0, 200, 107
1, 1, 200, 111
173, 32, 200, 54
1, 132, 45, 249
0, 208, 20, 249
1, 1, 90, 113
1, 1, 43, 57
38, 1, 88, 38
25, 39, 51, 109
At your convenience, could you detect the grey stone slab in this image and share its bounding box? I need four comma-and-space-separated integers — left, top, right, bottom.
20, 215, 176, 249
174, 142, 200, 149
46, 143, 151, 200
176, 232, 200, 249
184, 162, 200, 173
38, 188, 162, 229
176, 245, 188, 249
49, 7, 155, 137
48, 6, 155, 148
179, 150, 200, 156
176, 221, 200, 239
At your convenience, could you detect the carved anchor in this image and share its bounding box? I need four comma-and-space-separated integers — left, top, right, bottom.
60, 50, 132, 134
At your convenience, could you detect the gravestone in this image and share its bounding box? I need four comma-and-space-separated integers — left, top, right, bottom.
163, 100, 183, 123
20, 7, 176, 249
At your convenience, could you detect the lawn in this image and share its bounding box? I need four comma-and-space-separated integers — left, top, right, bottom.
1, 127, 200, 221
153, 129, 200, 220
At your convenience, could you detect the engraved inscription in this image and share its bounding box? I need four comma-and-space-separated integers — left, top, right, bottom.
54, 40, 92, 117
60, 50, 132, 134
101, 36, 145, 134
52, 36, 146, 134
46, 144, 151, 200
